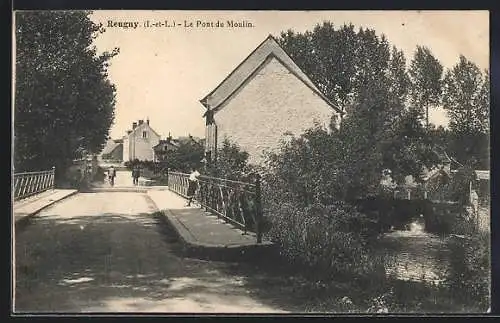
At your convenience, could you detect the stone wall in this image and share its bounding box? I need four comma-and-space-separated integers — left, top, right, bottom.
213, 57, 339, 165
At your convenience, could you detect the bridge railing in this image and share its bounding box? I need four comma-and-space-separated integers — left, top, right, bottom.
167, 171, 263, 243
13, 167, 56, 201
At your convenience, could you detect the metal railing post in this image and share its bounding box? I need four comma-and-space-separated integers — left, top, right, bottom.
255, 173, 263, 244
52, 166, 56, 190
166, 171, 264, 241
13, 167, 57, 201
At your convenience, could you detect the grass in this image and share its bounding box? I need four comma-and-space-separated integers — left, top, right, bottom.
241, 235, 488, 313
264, 267, 484, 313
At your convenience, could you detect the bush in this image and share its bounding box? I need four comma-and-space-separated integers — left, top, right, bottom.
444, 232, 490, 311
94, 166, 106, 182
206, 138, 256, 180
353, 198, 429, 232
124, 159, 157, 171
423, 202, 473, 235
264, 199, 386, 282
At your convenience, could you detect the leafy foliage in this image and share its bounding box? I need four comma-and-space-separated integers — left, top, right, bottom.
278, 23, 395, 112
442, 56, 489, 169
263, 124, 343, 206
262, 22, 489, 286
338, 81, 439, 198
124, 159, 156, 171
207, 138, 255, 180
165, 138, 205, 173
408, 46, 444, 127
263, 200, 386, 281
14, 11, 118, 176
443, 166, 477, 204
388, 46, 411, 105
445, 233, 490, 310
277, 23, 440, 199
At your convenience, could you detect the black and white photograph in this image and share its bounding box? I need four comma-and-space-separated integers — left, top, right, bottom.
12, 10, 490, 313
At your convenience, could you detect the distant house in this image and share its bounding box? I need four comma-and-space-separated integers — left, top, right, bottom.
422, 148, 454, 183
101, 139, 123, 161
391, 148, 457, 200
153, 136, 179, 162
177, 135, 204, 147
200, 35, 343, 165
122, 119, 161, 162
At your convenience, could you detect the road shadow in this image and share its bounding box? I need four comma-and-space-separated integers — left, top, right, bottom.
14, 207, 293, 313
152, 209, 360, 313
13, 200, 470, 314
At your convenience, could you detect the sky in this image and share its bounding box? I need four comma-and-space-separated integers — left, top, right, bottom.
88, 10, 489, 140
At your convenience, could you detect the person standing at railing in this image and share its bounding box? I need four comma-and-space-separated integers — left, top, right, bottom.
185, 167, 201, 207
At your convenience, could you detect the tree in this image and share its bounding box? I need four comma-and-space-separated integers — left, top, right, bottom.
408, 46, 444, 128
264, 123, 343, 207
166, 137, 205, 173
207, 138, 253, 180
276, 23, 441, 200
14, 11, 118, 175
277, 23, 392, 115
442, 56, 489, 169
388, 46, 411, 106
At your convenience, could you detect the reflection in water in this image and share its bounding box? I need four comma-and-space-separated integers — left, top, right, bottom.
382, 218, 450, 285
408, 218, 425, 234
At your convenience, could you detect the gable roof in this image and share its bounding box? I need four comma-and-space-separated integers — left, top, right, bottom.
101, 140, 122, 156
125, 121, 161, 139
200, 35, 343, 115
177, 136, 203, 146
423, 167, 451, 182
433, 147, 452, 164
153, 139, 179, 150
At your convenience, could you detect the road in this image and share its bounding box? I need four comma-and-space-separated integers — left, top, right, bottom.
14, 191, 305, 313
100, 170, 134, 187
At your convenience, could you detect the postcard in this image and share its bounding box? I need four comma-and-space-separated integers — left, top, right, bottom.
12, 10, 490, 314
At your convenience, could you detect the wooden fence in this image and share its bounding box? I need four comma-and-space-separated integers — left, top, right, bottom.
167, 171, 263, 243
13, 167, 55, 201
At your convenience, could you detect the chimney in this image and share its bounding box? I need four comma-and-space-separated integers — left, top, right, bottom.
147, 118, 150, 125
138, 119, 144, 125
132, 122, 137, 129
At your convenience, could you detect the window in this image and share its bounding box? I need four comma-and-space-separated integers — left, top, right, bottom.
142, 131, 147, 138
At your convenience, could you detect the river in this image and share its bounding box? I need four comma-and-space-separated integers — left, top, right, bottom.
380, 219, 452, 285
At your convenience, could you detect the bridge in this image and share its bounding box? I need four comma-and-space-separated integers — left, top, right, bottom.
12, 167, 284, 313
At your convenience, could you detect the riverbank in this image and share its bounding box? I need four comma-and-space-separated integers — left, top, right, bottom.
244, 226, 489, 313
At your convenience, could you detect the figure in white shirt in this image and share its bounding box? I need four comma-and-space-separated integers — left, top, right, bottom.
186, 167, 201, 207
108, 166, 116, 187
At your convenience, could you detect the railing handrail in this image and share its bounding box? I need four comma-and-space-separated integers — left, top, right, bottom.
167, 171, 263, 243
13, 167, 56, 201
14, 169, 55, 176
168, 171, 256, 187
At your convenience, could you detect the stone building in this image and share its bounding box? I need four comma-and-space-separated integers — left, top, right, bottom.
122, 119, 161, 162
200, 35, 343, 165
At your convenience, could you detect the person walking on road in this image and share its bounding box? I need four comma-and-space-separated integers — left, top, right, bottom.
132, 165, 141, 186
185, 167, 201, 207
108, 166, 116, 187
